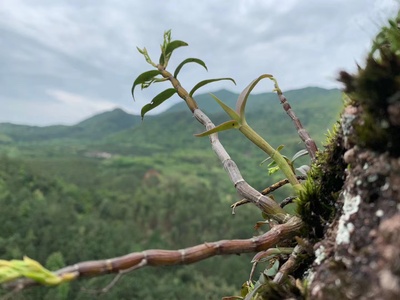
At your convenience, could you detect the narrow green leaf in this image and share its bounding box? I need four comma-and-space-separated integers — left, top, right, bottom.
264, 260, 280, 276
189, 78, 236, 97
210, 93, 241, 122
165, 40, 188, 56
296, 165, 311, 176
291, 149, 309, 162
251, 251, 274, 264
236, 74, 273, 119
159, 31, 173, 65
141, 88, 176, 119
131, 70, 162, 100
136, 47, 145, 55
159, 53, 165, 66
244, 273, 268, 300
260, 157, 271, 166
276, 144, 285, 152
259, 145, 285, 165
163, 30, 172, 47
174, 58, 208, 79
195, 120, 239, 137
160, 40, 188, 65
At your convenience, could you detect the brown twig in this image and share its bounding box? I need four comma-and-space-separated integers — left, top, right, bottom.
261, 176, 307, 195
231, 176, 306, 213
273, 245, 304, 284
279, 196, 297, 208
5, 217, 303, 292
274, 88, 318, 161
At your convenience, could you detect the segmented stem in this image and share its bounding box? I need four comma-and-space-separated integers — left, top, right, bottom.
231, 176, 306, 212
6, 218, 303, 291
272, 80, 318, 161
156, 64, 291, 222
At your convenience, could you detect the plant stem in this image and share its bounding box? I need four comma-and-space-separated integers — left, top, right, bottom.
239, 123, 304, 193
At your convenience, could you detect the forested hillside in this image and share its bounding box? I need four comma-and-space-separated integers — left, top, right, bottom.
0, 87, 342, 299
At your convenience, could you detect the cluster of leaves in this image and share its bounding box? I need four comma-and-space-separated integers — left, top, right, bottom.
260, 146, 309, 176
0, 256, 74, 286
133, 32, 307, 196
133, 30, 235, 118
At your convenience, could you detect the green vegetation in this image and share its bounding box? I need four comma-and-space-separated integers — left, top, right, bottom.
297, 123, 346, 239
0, 85, 341, 299
1, 10, 399, 299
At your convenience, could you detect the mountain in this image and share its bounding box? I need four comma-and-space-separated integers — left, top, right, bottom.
164, 87, 340, 115
0, 86, 343, 187
0, 108, 141, 143
0, 87, 341, 145
0, 86, 344, 299
74, 108, 142, 138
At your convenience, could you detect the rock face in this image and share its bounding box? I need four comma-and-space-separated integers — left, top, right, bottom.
310, 116, 400, 300
309, 14, 400, 300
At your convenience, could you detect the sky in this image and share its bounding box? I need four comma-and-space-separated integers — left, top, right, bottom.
0, 0, 398, 126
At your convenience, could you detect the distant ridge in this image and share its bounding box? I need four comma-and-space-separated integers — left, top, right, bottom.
0, 108, 141, 142
164, 86, 340, 115
0, 87, 342, 143
75, 108, 141, 137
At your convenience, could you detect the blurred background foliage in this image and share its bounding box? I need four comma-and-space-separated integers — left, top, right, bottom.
0, 87, 341, 299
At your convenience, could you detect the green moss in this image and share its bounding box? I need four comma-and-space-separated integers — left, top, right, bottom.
298, 11, 400, 238
339, 12, 400, 156
296, 123, 346, 238
259, 11, 400, 300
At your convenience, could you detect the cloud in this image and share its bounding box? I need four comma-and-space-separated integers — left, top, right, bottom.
47, 89, 117, 112
0, 0, 399, 125
0, 90, 119, 126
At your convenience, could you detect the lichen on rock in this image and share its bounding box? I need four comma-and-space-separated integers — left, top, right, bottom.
307, 11, 400, 300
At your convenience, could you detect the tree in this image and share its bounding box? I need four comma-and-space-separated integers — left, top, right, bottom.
1, 12, 399, 300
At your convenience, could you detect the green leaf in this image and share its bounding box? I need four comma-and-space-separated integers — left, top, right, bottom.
137, 47, 156, 67
141, 88, 176, 119
267, 154, 291, 175
296, 165, 310, 176
264, 260, 280, 276
163, 30, 172, 47
166, 40, 188, 56
260, 145, 285, 165
189, 78, 236, 97
243, 273, 268, 300
210, 93, 241, 122
291, 149, 309, 162
160, 40, 188, 65
159, 31, 172, 66
174, 58, 208, 79
236, 74, 273, 120
195, 120, 239, 137
240, 281, 253, 298
251, 252, 274, 264
268, 165, 280, 175
132, 70, 162, 100
136, 47, 146, 55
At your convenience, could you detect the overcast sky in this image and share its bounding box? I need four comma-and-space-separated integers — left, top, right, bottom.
0, 0, 398, 126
